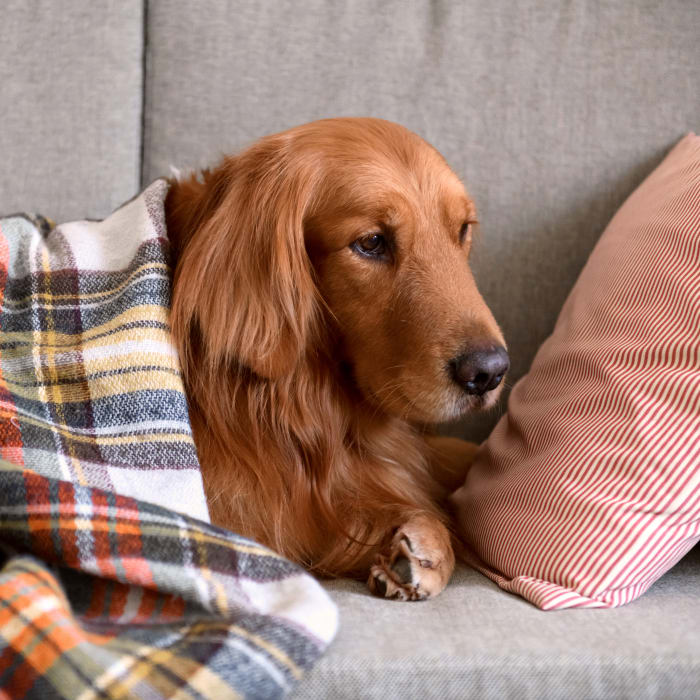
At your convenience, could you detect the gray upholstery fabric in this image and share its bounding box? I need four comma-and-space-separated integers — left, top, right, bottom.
2, 3, 699, 696
0, 0, 143, 222
296, 546, 700, 699
142, 0, 700, 441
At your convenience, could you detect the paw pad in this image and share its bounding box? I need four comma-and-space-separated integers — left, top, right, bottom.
390, 555, 413, 584
372, 574, 387, 597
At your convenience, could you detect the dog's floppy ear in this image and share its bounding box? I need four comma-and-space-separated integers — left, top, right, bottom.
169, 134, 323, 380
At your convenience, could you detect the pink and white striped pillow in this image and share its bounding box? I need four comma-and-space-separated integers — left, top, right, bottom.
451, 133, 700, 609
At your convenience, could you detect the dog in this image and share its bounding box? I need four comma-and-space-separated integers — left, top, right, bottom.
164, 118, 508, 600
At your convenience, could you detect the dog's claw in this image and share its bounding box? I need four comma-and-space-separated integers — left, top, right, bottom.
400, 535, 414, 552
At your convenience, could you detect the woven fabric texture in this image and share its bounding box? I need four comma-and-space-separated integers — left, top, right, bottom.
0, 462, 337, 699
0, 183, 338, 698
0, 180, 206, 520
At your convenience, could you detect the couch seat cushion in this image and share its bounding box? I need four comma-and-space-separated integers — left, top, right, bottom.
295, 546, 699, 699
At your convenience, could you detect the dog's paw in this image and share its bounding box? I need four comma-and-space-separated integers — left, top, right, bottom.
367, 515, 455, 601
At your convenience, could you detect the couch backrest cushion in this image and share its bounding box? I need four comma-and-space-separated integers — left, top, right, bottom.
141, 0, 700, 439
0, 1, 143, 222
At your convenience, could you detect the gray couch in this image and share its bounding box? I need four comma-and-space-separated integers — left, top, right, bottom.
3, 1, 698, 697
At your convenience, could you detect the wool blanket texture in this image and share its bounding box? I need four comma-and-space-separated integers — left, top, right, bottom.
0, 180, 338, 699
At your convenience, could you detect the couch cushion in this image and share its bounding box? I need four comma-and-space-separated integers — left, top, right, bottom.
142, 0, 700, 441
0, 1, 143, 222
295, 546, 700, 699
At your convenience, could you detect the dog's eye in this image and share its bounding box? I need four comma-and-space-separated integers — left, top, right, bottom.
459, 222, 473, 245
351, 233, 388, 259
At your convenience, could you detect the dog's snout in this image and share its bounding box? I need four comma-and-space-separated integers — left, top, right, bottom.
450, 346, 509, 396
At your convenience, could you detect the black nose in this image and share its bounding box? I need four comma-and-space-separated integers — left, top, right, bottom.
450, 346, 509, 396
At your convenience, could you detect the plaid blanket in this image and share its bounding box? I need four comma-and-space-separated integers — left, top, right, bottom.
0, 181, 337, 699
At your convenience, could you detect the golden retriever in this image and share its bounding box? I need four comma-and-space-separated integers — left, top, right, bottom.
164, 118, 507, 600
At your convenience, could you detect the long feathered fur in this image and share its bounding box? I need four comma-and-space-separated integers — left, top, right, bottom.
166, 124, 442, 576
165, 118, 504, 579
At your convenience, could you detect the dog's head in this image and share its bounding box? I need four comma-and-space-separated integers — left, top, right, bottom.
168, 118, 507, 423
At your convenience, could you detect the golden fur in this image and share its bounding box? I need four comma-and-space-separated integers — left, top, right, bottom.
165, 118, 505, 599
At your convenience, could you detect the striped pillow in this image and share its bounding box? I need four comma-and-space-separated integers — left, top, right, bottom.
451, 133, 700, 609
